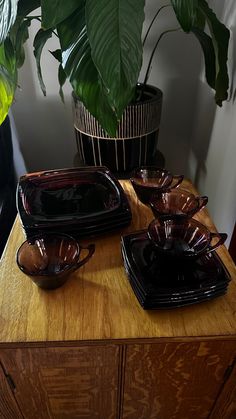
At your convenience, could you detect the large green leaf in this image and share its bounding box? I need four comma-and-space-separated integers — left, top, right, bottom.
49, 49, 66, 102
171, 0, 198, 32
171, 0, 229, 105
58, 63, 66, 102
33, 28, 53, 95
191, 27, 215, 89
8, 0, 40, 71
15, 18, 30, 67
9, 0, 40, 71
10, 17, 31, 67
17, 0, 40, 17
41, 0, 83, 30
0, 38, 16, 80
198, 0, 230, 106
85, 0, 145, 119
0, 0, 19, 43
193, 7, 205, 30
0, 66, 15, 123
57, 4, 118, 136
0, 40, 16, 124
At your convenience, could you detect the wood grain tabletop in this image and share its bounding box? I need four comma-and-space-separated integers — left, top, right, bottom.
0, 179, 236, 345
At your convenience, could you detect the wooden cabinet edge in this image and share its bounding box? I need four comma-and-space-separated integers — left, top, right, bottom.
209, 357, 236, 419
117, 345, 127, 419
0, 361, 23, 418
0, 335, 236, 349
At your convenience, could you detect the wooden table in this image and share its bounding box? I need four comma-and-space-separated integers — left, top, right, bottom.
0, 179, 236, 419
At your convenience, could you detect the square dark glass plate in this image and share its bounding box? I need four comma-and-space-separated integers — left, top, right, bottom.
122, 249, 228, 302
121, 230, 231, 300
23, 207, 132, 234
122, 252, 227, 309
128, 276, 226, 310
25, 216, 132, 240
124, 254, 228, 304
17, 166, 132, 232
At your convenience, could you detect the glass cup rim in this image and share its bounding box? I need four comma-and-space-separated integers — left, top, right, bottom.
16, 232, 81, 277
131, 166, 172, 180
148, 218, 212, 255
149, 188, 201, 214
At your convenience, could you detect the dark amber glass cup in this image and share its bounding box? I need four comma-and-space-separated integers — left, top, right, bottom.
130, 166, 183, 204
16, 233, 95, 290
148, 218, 227, 260
149, 188, 208, 223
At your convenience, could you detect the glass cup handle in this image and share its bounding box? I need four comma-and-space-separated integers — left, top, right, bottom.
206, 233, 227, 254
193, 196, 208, 215
76, 244, 95, 269
171, 174, 184, 189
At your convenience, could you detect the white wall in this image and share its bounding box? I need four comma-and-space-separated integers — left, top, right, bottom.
140, 1, 202, 174
188, 0, 236, 244
11, 16, 76, 172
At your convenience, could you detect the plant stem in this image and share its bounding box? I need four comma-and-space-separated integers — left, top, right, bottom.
26, 15, 41, 19
142, 4, 170, 47
26, 16, 59, 38
143, 27, 181, 86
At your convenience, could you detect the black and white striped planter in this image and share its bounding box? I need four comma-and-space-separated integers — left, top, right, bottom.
73, 85, 163, 173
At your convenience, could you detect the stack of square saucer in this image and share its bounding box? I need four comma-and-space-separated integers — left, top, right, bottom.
121, 230, 231, 309
17, 166, 132, 239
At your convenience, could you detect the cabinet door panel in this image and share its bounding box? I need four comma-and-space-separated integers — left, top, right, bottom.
0, 345, 120, 419
122, 341, 236, 419
0, 362, 23, 419
209, 359, 236, 419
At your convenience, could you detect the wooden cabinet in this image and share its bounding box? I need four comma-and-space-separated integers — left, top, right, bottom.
209, 360, 236, 419
0, 361, 23, 418
1, 341, 236, 419
0, 346, 120, 419
122, 341, 236, 419
1, 180, 236, 418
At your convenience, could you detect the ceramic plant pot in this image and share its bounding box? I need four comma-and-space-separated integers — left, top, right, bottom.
73, 84, 163, 173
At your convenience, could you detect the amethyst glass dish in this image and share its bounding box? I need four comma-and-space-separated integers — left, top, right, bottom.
130, 166, 184, 204
150, 189, 208, 222
148, 219, 227, 260
121, 230, 230, 309
17, 166, 132, 238
19, 167, 122, 221
16, 233, 95, 290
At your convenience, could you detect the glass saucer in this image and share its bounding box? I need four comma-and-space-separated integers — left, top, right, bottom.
121, 230, 230, 308
122, 248, 228, 300
26, 216, 132, 240
127, 273, 226, 310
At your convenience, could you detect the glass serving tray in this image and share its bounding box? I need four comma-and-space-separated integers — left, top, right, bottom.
17, 166, 131, 230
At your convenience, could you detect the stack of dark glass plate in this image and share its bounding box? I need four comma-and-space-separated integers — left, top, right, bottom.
121, 230, 231, 309
17, 166, 132, 239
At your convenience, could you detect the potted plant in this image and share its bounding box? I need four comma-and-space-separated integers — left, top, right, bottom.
0, 0, 230, 172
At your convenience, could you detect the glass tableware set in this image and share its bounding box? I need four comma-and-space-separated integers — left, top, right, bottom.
16, 165, 230, 304
16, 166, 131, 289
122, 166, 230, 309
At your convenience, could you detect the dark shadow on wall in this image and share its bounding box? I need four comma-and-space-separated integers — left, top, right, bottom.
147, 28, 203, 174
229, 30, 236, 103
189, 80, 217, 188
0, 117, 17, 257
12, 45, 76, 172
189, 0, 236, 188
158, 76, 201, 175
12, 96, 76, 172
